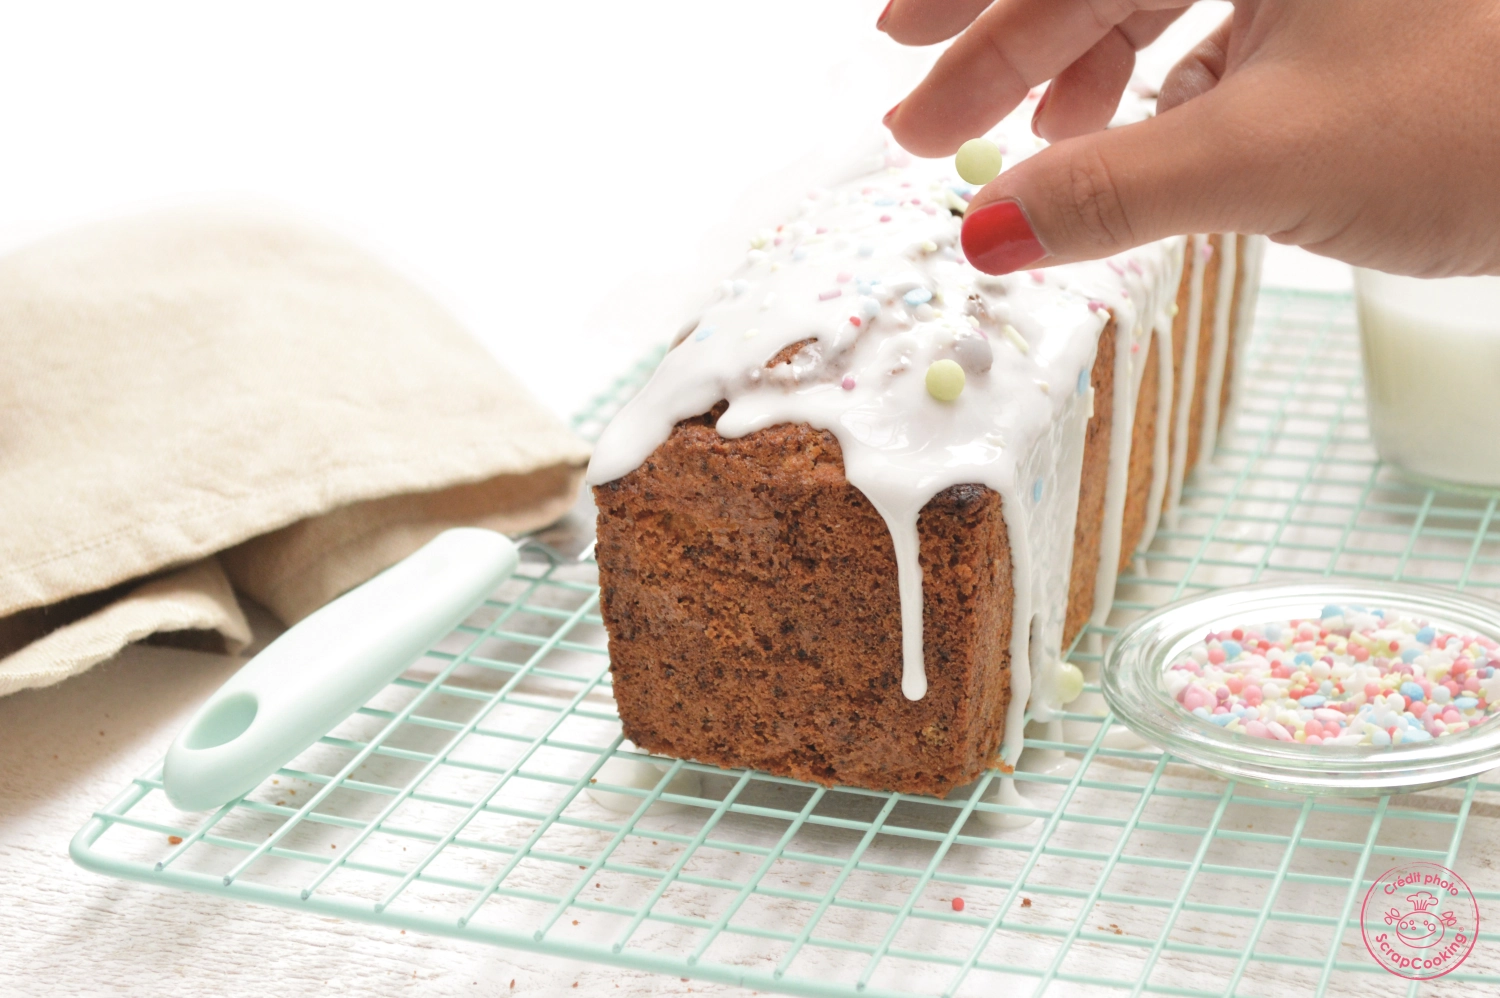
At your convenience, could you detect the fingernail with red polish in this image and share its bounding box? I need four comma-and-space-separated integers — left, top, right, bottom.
882, 102, 900, 127
961, 200, 1046, 275
1030, 86, 1051, 138
876, 1, 893, 30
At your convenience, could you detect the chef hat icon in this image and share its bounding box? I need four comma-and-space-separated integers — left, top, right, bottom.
1406, 892, 1439, 913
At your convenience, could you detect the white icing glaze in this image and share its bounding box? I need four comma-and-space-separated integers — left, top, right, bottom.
1222, 235, 1267, 437
588, 93, 1186, 765
586, 753, 703, 816
976, 775, 1038, 831
1199, 235, 1240, 461
1164, 235, 1210, 526
1135, 241, 1183, 559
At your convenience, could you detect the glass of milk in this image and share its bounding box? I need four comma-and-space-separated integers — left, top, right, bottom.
1355, 269, 1500, 488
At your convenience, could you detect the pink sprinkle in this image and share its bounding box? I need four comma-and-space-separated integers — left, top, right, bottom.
862, 186, 875, 194
1087, 300, 1104, 312
1127, 259, 1143, 275
951, 897, 965, 912
1107, 260, 1125, 275
911, 198, 921, 205
901, 181, 913, 188
849, 316, 862, 327
836, 272, 852, 283
1199, 242, 1214, 261
880, 214, 892, 223
1208, 647, 1226, 665
818, 289, 841, 301
841, 375, 856, 391
922, 204, 937, 215
815, 226, 828, 234
994, 140, 1008, 155
960, 191, 974, 202
1029, 270, 1045, 283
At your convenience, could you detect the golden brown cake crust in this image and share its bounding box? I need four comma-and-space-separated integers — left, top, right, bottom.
1220, 235, 1248, 431
1063, 317, 1116, 647
1185, 234, 1223, 471
1164, 253, 1194, 516
1120, 334, 1160, 573
594, 407, 1015, 796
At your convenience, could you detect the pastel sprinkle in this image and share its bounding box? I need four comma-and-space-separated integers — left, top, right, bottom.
904, 288, 933, 307
1164, 605, 1499, 749
1029, 270, 1045, 284
954, 138, 1003, 186
925, 359, 965, 401
1077, 368, 1088, 395
835, 271, 853, 283
841, 375, 856, 391
951, 897, 966, 912
880, 215, 893, 223
1087, 300, 1104, 313
694, 326, 715, 341
818, 289, 842, 301
858, 243, 875, 257
1032, 478, 1044, 503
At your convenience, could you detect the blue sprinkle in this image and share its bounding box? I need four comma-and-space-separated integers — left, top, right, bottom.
857, 243, 874, 257
1191, 706, 1211, 719
873, 197, 896, 206
951, 185, 972, 198
1372, 608, 1386, 617
1456, 697, 1479, 710
1406, 728, 1433, 742
1294, 652, 1313, 667
1415, 626, 1436, 645
903, 288, 933, 306
1264, 624, 1281, 642
1077, 368, 1088, 395
1210, 713, 1235, 727
1321, 604, 1343, 620
1221, 640, 1242, 660
792, 248, 808, 262
694, 325, 716, 341
1032, 478, 1044, 503
1400, 682, 1425, 701
1299, 695, 1326, 709
1401, 648, 1420, 663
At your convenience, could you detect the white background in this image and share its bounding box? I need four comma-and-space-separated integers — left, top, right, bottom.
0, 3, 1350, 997
0, 1, 1345, 423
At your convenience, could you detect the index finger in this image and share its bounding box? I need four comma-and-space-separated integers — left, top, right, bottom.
887, 0, 1191, 156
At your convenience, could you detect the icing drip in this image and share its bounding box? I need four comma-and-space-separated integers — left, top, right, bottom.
588, 92, 1183, 763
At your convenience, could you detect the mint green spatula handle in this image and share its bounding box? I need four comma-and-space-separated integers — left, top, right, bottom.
164, 527, 519, 812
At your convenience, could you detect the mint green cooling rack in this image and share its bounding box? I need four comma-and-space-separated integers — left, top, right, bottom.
72, 289, 1499, 997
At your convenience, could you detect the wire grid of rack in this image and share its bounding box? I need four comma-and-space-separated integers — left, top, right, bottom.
72, 289, 1500, 998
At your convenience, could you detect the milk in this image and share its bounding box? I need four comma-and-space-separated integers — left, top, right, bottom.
1355, 269, 1500, 487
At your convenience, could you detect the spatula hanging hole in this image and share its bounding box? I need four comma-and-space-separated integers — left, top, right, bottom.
186, 692, 258, 749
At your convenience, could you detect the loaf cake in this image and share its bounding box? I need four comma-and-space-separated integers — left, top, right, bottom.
588, 90, 1264, 796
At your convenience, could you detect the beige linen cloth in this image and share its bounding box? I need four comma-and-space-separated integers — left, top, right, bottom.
0, 204, 592, 696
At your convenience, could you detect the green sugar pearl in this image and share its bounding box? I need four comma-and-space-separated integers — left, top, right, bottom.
954, 138, 1003, 186
1056, 662, 1085, 704
925, 359, 966, 401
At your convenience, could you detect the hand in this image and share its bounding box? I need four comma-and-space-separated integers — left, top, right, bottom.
879, 0, 1500, 278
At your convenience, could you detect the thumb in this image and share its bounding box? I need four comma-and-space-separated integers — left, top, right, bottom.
960, 81, 1288, 273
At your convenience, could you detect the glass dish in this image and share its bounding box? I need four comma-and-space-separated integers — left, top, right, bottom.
1102, 579, 1500, 796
